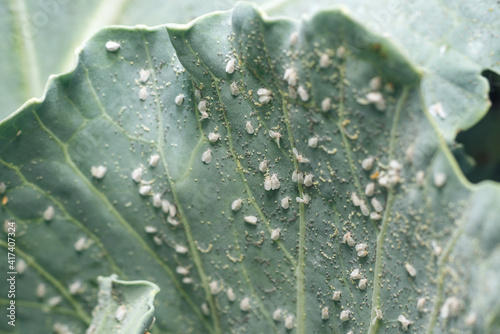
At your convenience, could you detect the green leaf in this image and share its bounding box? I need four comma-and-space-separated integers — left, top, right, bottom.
268, 0, 498, 141
1, 3, 499, 333
86, 275, 159, 334
0, 0, 268, 120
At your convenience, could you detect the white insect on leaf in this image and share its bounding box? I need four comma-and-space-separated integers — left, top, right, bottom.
361, 156, 375, 171
319, 53, 330, 68
356, 243, 368, 257
144, 226, 157, 234
244, 216, 258, 225
176, 266, 189, 275
0, 182, 5, 194
365, 182, 375, 197
417, 297, 426, 312
53, 322, 73, 334
264, 175, 272, 191
246, 121, 254, 134
257, 88, 272, 104
434, 171, 447, 188
201, 303, 210, 315
239, 297, 251, 311
369, 76, 382, 91
296, 193, 311, 204
370, 212, 382, 220
169, 203, 177, 217
285, 315, 294, 329
350, 269, 362, 280
259, 159, 268, 173
105, 41, 120, 52
139, 87, 148, 100
227, 288, 236, 302
398, 315, 412, 331
139, 69, 150, 83
281, 196, 290, 209
292, 148, 310, 163
342, 232, 355, 247
321, 306, 329, 320
69, 281, 82, 295
321, 97, 331, 112
91, 165, 107, 179
43, 206, 55, 221
332, 290, 341, 301
225, 58, 236, 74
36, 283, 46, 298
149, 154, 160, 167
283, 68, 298, 86
198, 100, 208, 113
340, 310, 351, 322
175, 94, 185, 106
270, 174, 280, 190
371, 198, 384, 212
269, 130, 281, 147
365, 91, 386, 111
17, 259, 27, 274
351, 192, 362, 206
405, 262, 417, 277
429, 102, 446, 119
288, 85, 297, 99
48, 296, 62, 307
153, 235, 162, 246
74, 237, 88, 252
271, 228, 281, 241
304, 174, 314, 187
208, 132, 220, 143
358, 278, 368, 290
230, 82, 240, 96
201, 149, 212, 164
200, 111, 209, 119
131, 167, 143, 183
161, 199, 170, 214
297, 85, 309, 101
231, 198, 242, 211
182, 277, 193, 284
167, 216, 179, 227
139, 185, 152, 196
440, 296, 464, 319
308, 136, 319, 148
273, 308, 283, 321
209, 280, 220, 295
175, 244, 188, 254
194, 89, 201, 100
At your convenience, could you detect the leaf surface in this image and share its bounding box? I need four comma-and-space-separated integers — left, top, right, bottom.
0, 3, 499, 333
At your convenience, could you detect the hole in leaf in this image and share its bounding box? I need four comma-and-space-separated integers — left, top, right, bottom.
454, 70, 500, 183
